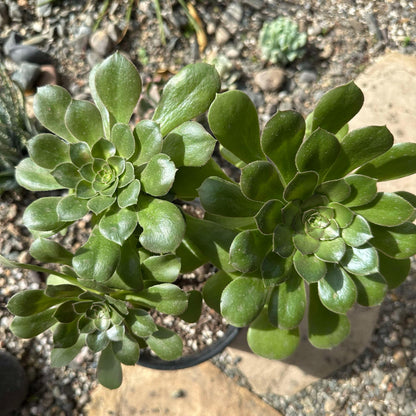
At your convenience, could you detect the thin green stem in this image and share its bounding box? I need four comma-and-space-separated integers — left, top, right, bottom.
153, 0, 166, 45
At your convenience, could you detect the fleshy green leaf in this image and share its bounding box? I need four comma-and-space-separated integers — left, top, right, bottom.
142, 255, 181, 283
117, 179, 141, 208
70, 142, 93, 167
354, 193, 414, 227
341, 215, 373, 247
87, 195, 115, 215
132, 120, 163, 166
255, 200, 284, 235
112, 333, 140, 365
308, 284, 350, 349
99, 206, 137, 246
342, 174, 378, 208
312, 81, 364, 134
378, 251, 410, 289
7, 290, 61, 317
273, 224, 295, 258
356, 142, 416, 181
183, 214, 237, 272
10, 308, 57, 338
53, 320, 80, 348
221, 277, 266, 327
350, 272, 387, 307
97, 345, 123, 389
118, 162, 135, 188
325, 126, 394, 180
329, 202, 354, 228
33, 85, 75, 142
202, 271, 233, 314
340, 244, 378, 275
137, 197, 185, 253
240, 161, 284, 202
318, 265, 356, 314
87, 331, 110, 352
179, 290, 202, 323
284, 171, 319, 202
295, 128, 340, 181
208, 90, 264, 164
52, 163, 82, 189
261, 110, 305, 185
314, 238, 346, 263
247, 307, 300, 359
146, 327, 183, 361
93, 52, 141, 125
261, 251, 292, 285
268, 270, 305, 329
316, 179, 351, 203
154, 63, 220, 136
173, 158, 230, 200
293, 250, 327, 282
23, 197, 68, 232
65, 99, 103, 146
57, 195, 89, 222
126, 309, 157, 337
293, 232, 320, 255
28, 133, 70, 169
128, 284, 188, 315
229, 230, 271, 273
51, 334, 86, 367
72, 227, 121, 281
139, 153, 176, 197
29, 238, 73, 265
111, 123, 135, 159
15, 158, 62, 191
91, 138, 116, 160
162, 121, 216, 167
370, 222, 416, 259
199, 176, 262, 217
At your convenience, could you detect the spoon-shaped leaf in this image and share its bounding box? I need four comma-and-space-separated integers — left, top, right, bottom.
295, 128, 340, 181
146, 327, 183, 361
10, 308, 57, 338
341, 215, 373, 247
378, 251, 410, 289
154, 63, 220, 136
240, 161, 284, 202
208, 90, 264, 164
28, 133, 70, 169
34, 85, 75, 142
340, 244, 378, 275
15, 158, 62, 191
99, 205, 137, 246
132, 120, 163, 166
97, 345, 122, 389
261, 110, 305, 185
140, 154, 176, 197
342, 174, 378, 208
308, 284, 350, 349
221, 277, 266, 327
350, 272, 387, 307
111, 123, 135, 159
284, 171, 319, 202
247, 307, 300, 359
312, 81, 363, 134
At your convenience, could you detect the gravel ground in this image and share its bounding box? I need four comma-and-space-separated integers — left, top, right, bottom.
1, 0, 416, 415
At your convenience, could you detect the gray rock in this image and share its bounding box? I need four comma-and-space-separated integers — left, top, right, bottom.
106, 23, 120, 44
87, 50, 103, 68
243, 0, 263, 10
299, 70, 318, 84
8, 45, 52, 65
7, 2, 22, 22
254, 68, 285, 92
37, 2, 52, 18
216, 27, 231, 45
324, 396, 337, 412
0, 351, 28, 414
223, 3, 243, 35
89, 30, 113, 56
12, 62, 41, 91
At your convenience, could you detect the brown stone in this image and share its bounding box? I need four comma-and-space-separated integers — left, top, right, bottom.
86, 361, 282, 416
349, 52, 416, 194
254, 68, 285, 92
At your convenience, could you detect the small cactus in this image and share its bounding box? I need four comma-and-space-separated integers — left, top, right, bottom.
259, 17, 307, 65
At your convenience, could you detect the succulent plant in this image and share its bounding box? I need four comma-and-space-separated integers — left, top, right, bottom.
259, 17, 307, 65
0, 63, 36, 194
4, 52, 221, 388
196, 82, 416, 359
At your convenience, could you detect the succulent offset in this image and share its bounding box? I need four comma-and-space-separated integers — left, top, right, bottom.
259, 17, 307, 65
4, 52, 221, 388
197, 82, 416, 359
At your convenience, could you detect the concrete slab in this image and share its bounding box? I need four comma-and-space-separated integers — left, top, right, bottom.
349, 52, 416, 194
86, 361, 282, 416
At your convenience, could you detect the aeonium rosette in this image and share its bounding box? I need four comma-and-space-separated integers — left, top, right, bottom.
15, 52, 220, 282
195, 82, 416, 360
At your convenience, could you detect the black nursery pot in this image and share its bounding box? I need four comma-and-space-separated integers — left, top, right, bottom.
138, 325, 239, 370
